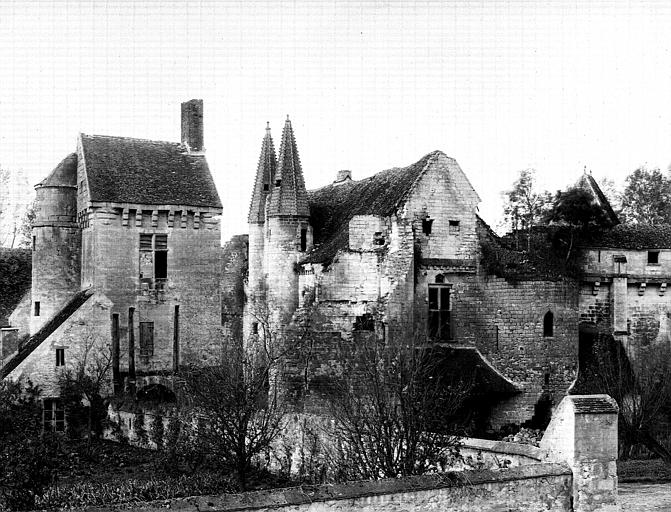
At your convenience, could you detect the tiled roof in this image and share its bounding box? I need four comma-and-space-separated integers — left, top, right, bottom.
574, 173, 620, 225
571, 395, 618, 414
1, 290, 93, 379
80, 134, 222, 208
586, 224, 671, 250
37, 153, 78, 188
248, 125, 277, 223
302, 151, 442, 265
266, 118, 310, 217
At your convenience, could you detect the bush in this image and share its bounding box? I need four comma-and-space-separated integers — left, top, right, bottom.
150, 414, 165, 450
133, 412, 149, 447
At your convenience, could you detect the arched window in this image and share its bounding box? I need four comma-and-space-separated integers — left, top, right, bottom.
543, 311, 554, 337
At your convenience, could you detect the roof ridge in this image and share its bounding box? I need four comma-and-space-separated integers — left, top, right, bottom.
81, 133, 183, 146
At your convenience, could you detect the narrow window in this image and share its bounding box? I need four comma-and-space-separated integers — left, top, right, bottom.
275, 179, 282, 187
648, 251, 660, 264
422, 218, 434, 235
300, 228, 307, 252
449, 220, 460, 235
55, 348, 65, 367
43, 399, 65, 432
597, 250, 601, 263
155, 251, 168, 279
34, 301, 40, 316
139, 322, 155, 359
263, 183, 270, 191
428, 283, 452, 341
544, 372, 551, 386
32, 235, 36, 251
495, 325, 499, 351
543, 311, 554, 337
173, 305, 180, 373
252, 322, 259, 334
354, 314, 375, 331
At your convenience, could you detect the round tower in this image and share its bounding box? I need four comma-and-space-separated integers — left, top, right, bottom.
264, 117, 312, 328
30, 153, 82, 334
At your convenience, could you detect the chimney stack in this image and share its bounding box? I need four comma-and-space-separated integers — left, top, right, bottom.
181, 99, 204, 152
335, 170, 352, 183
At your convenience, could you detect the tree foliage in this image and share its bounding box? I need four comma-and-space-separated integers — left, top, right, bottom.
620, 167, 671, 224
0, 379, 59, 511
502, 169, 553, 235
0, 248, 31, 327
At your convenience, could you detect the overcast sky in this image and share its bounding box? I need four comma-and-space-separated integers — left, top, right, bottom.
1, 0, 670, 240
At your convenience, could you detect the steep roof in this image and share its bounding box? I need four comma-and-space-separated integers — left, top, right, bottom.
37, 153, 78, 188
303, 151, 442, 265
1, 290, 93, 379
248, 124, 277, 223
266, 118, 309, 217
574, 173, 620, 225
79, 134, 222, 208
586, 223, 671, 250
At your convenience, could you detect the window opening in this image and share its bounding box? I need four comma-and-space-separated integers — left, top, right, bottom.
428, 284, 452, 341
139, 322, 155, 359
422, 218, 434, 235
55, 348, 65, 367
449, 220, 460, 235
252, 322, 259, 335
140, 234, 169, 287
543, 311, 554, 337
373, 232, 385, 245
648, 251, 660, 264
544, 372, 550, 386
300, 228, 307, 252
435, 274, 445, 284
354, 314, 375, 331
32, 235, 36, 251
34, 301, 40, 316
275, 179, 282, 187
263, 183, 269, 191
43, 399, 65, 432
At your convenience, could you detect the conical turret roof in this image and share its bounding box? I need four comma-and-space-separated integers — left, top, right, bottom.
266, 117, 309, 217
248, 123, 277, 223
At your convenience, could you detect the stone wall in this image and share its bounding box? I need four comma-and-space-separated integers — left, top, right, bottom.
221, 235, 248, 348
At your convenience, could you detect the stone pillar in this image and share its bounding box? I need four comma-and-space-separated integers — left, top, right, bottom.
540, 394, 619, 512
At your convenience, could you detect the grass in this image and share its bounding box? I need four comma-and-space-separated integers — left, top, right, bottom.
618, 459, 671, 483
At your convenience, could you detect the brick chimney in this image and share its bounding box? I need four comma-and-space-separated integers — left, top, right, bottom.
335, 170, 352, 183
181, 99, 204, 152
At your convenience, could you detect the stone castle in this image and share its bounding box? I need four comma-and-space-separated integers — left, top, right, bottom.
1, 99, 668, 431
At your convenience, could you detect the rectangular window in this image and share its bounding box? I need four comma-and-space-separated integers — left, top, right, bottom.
300, 229, 307, 252
139, 234, 169, 285
428, 285, 452, 341
422, 218, 434, 235
43, 399, 65, 432
373, 232, 385, 245
449, 220, 460, 235
34, 301, 40, 316
55, 348, 65, 367
139, 321, 154, 358
354, 314, 375, 331
648, 251, 660, 264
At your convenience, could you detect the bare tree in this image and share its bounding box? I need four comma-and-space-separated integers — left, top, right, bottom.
58, 330, 113, 450
327, 335, 472, 481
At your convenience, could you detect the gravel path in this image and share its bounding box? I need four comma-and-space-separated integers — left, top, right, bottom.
620, 483, 671, 511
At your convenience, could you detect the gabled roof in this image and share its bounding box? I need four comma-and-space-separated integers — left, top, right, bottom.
37, 153, 78, 188
248, 124, 277, 223
266, 118, 309, 217
79, 134, 222, 209
303, 151, 444, 265
1, 290, 93, 379
574, 173, 620, 225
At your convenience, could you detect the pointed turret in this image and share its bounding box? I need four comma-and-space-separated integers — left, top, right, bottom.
248, 123, 278, 223
267, 117, 310, 218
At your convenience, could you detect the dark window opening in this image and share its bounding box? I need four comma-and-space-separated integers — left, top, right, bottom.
275, 179, 282, 187
428, 284, 452, 341
449, 220, 460, 235
252, 322, 259, 334
300, 228, 307, 252
43, 399, 65, 432
354, 314, 375, 331
544, 372, 550, 385
543, 311, 554, 337
139, 321, 154, 359
155, 251, 168, 279
422, 218, 434, 235
34, 301, 40, 317
435, 274, 445, 284
648, 251, 660, 264
32, 235, 36, 251
263, 183, 270, 191
373, 232, 385, 245
55, 348, 65, 367
495, 325, 499, 351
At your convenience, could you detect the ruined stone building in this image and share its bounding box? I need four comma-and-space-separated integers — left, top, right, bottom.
3, 98, 671, 432
1, 100, 222, 428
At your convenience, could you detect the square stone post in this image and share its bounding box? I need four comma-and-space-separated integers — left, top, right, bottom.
540, 394, 619, 512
